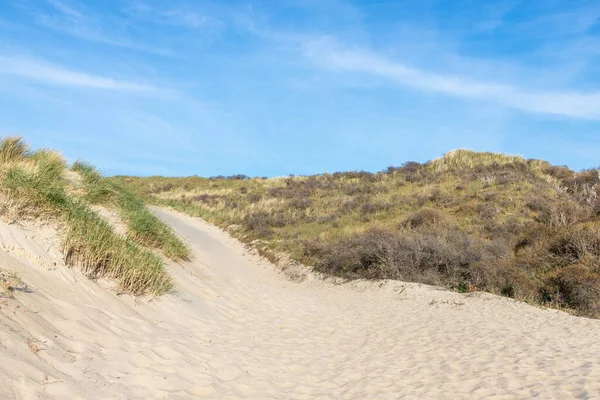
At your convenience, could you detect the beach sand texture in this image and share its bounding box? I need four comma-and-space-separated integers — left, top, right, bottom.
1, 207, 599, 399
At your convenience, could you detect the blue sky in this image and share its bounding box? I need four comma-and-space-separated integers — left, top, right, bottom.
0, 0, 599, 176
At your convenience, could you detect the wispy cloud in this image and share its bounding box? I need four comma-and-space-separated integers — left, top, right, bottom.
0, 56, 156, 91
302, 39, 600, 120
46, 0, 82, 19
125, 1, 221, 30
151, 8, 215, 29
31, 0, 171, 55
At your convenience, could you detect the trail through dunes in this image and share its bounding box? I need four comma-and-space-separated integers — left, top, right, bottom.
1, 207, 600, 399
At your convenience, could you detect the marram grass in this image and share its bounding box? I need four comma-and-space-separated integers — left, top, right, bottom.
72, 160, 190, 260
0, 136, 174, 295
62, 202, 173, 295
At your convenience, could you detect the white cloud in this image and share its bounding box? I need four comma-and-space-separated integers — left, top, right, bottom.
0, 56, 155, 92
126, 1, 219, 30
304, 39, 600, 120
160, 9, 213, 29
46, 0, 83, 19
31, 0, 171, 55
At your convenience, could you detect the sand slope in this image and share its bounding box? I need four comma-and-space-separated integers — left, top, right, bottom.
1, 208, 600, 399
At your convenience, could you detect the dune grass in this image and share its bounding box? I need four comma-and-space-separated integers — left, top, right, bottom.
118, 150, 600, 317
72, 160, 190, 260
0, 269, 23, 297
62, 203, 172, 295
0, 137, 174, 295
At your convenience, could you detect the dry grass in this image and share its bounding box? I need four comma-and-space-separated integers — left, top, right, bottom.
0, 270, 24, 297
0, 137, 30, 164
117, 150, 600, 317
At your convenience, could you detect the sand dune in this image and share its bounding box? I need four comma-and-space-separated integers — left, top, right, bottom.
1, 207, 600, 399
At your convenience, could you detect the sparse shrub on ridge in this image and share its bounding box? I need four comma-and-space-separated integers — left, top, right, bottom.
545, 264, 600, 318
401, 209, 445, 229
117, 149, 600, 317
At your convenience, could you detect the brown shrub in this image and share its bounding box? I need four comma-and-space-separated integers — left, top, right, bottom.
401, 209, 445, 229
478, 204, 500, 220
191, 194, 223, 206
544, 265, 600, 318
243, 211, 288, 237
243, 212, 273, 237
340, 199, 361, 213
360, 201, 391, 216
343, 183, 375, 196
303, 228, 489, 286
469, 259, 537, 299
404, 172, 423, 184
547, 226, 600, 265
544, 165, 574, 183
537, 201, 589, 228
316, 213, 338, 224
399, 161, 422, 174
149, 183, 174, 193
574, 169, 600, 186
502, 216, 524, 235
289, 197, 313, 210
247, 192, 262, 203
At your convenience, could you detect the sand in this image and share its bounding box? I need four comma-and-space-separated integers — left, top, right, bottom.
0, 207, 599, 399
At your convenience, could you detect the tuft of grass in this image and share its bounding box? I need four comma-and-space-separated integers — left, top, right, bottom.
117, 189, 190, 260
62, 202, 173, 295
0, 270, 24, 297
73, 160, 190, 260
3, 162, 69, 218
0, 138, 174, 295
0, 136, 30, 164
429, 149, 530, 171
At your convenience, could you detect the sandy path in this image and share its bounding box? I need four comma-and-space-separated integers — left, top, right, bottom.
1, 208, 599, 399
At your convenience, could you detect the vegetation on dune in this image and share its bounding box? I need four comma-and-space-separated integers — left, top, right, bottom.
0, 137, 183, 295
72, 161, 190, 260
117, 150, 600, 318
0, 269, 24, 297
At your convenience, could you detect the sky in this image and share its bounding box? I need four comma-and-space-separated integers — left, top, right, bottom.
0, 0, 599, 177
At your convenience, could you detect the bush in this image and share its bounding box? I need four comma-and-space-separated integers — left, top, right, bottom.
304, 228, 488, 286
289, 197, 313, 210
191, 194, 223, 206
401, 209, 445, 229
547, 226, 600, 266
544, 265, 600, 318
243, 211, 289, 237
536, 201, 589, 228
360, 201, 390, 216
